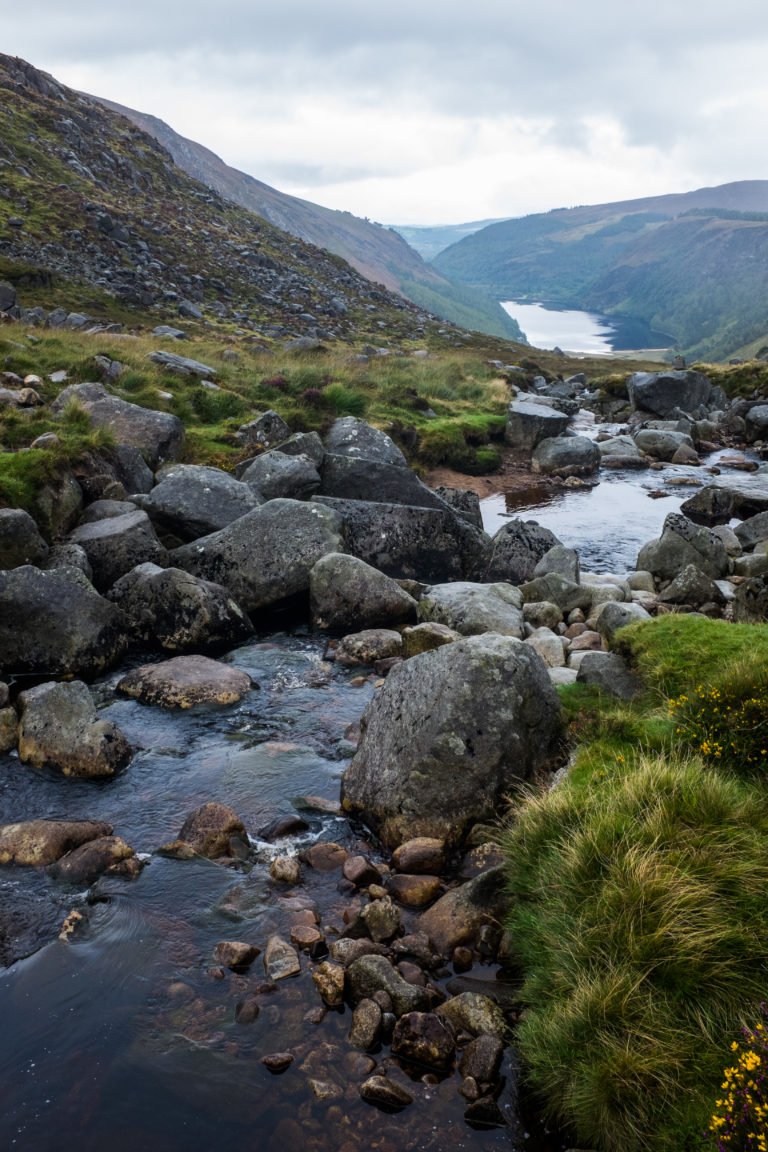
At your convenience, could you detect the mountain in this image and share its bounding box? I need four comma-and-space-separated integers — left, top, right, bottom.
433, 182, 768, 360
93, 97, 522, 343
390, 219, 509, 262
0, 52, 472, 345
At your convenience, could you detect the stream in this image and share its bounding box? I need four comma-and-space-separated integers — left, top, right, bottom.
1, 418, 763, 1152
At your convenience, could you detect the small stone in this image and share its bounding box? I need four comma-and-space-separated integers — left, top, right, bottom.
360, 1075, 413, 1111
391, 1011, 455, 1069
453, 947, 474, 973
235, 994, 261, 1023
349, 998, 383, 1050
464, 1096, 505, 1126
437, 992, 506, 1039
290, 925, 325, 956
261, 1052, 294, 1073
302, 842, 349, 871
361, 898, 402, 942
263, 935, 301, 981
388, 874, 441, 907
391, 838, 446, 875
213, 941, 260, 970
459, 1034, 504, 1083
342, 855, 382, 888
396, 961, 427, 987
270, 856, 301, 885
309, 1078, 344, 1102
312, 960, 345, 1006
459, 1076, 480, 1101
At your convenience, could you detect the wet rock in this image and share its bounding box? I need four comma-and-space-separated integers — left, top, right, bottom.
307, 1077, 344, 1102
532, 435, 600, 476
48, 836, 136, 885
117, 654, 252, 708
341, 635, 560, 848
260, 814, 309, 841
302, 842, 349, 871
361, 897, 402, 942
0, 566, 127, 678
392, 838, 446, 875
240, 450, 321, 501
290, 925, 325, 956
175, 802, 248, 859
312, 960, 345, 1006
68, 509, 167, 592
328, 938, 388, 967
263, 935, 301, 980
270, 856, 301, 885
388, 874, 441, 907
0, 706, 16, 753
0, 509, 49, 569
107, 564, 253, 653
18, 680, 131, 778
324, 417, 406, 466
346, 955, 431, 1016
214, 940, 260, 969
459, 843, 506, 880
464, 1096, 505, 1127
437, 991, 506, 1039
310, 553, 417, 632
360, 1074, 413, 1111
349, 998, 383, 1050
392, 1011, 455, 1069
418, 582, 524, 638
459, 1034, 504, 1083
170, 499, 345, 612
342, 856, 382, 888
418, 867, 508, 956
0, 819, 113, 866
335, 629, 403, 666
137, 464, 261, 540
51, 382, 184, 468
261, 1052, 294, 1073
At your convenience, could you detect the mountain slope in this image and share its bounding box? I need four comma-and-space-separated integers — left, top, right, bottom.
94, 97, 522, 343
432, 182, 768, 359
390, 219, 509, 262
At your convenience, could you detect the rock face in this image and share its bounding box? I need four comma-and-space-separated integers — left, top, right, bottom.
310, 553, 417, 632
0, 509, 49, 568
170, 500, 345, 611
17, 680, 132, 777
0, 567, 127, 677
137, 465, 262, 540
107, 564, 253, 652
324, 417, 407, 466
532, 435, 601, 476
480, 520, 561, 584
51, 382, 184, 468
505, 401, 569, 450
627, 370, 713, 417
68, 509, 167, 591
0, 820, 113, 866
341, 634, 561, 847
418, 582, 524, 638
117, 655, 252, 708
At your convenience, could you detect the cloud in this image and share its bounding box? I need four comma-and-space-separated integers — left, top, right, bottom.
4, 0, 768, 222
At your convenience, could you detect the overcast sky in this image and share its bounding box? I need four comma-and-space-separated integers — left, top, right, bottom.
5, 1, 768, 224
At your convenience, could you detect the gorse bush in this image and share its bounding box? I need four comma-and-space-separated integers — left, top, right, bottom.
669, 660, 768, 776
707, 1008, 768, 1151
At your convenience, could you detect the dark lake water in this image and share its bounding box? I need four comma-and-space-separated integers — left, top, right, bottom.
500, 300, 674, 355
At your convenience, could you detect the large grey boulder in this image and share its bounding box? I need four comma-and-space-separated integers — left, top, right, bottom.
532, 435, 600, 476
418, 582, 524, 638
0, 566, 127, 677
575, 652, 642, 699
310, 553, 417, 632
324, 417, 406, 465
597, 435, 642, 458
107, 564, 253, 652
733, 576, 768, 623
239, 451, 320, 501
637, 512, 729, 582
657, 563, 725, 608
505, 401, 568, 451
633, 428, 697, 462
0, 509, 49, 569
235, 410, 290, 450
533, 544, 580, 583
627, 370, 713, 417
319, 454, 444, 509
734, 511, 768, 551
68, 509, 167, 591
272, 430, 324, 466
593, 600, 652, 643
312, 497, 462, 583
680, 485, 740, 526
17, 680, 131, 777
147, 350, 216, 378
341, 633, 561, 847
744, 405, 768, 442
170, 499, 345, 612
433, 487, 483, 530
51, 382, 184, 469
480, 519, 561, 584
136, 465, 261, 541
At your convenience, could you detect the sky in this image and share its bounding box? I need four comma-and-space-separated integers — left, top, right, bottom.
4, 0, 768, 225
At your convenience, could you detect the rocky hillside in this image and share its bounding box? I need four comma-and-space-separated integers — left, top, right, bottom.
0, 52, 490, 347
433, 182, 768, 361
95, 95, 522, 342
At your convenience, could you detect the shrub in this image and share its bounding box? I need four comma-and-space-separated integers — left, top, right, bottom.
189, 387, 247, 424
706, 1007, 768, 1150
300, 387, 323, 407
321, 383, 368, 417
502, 754, 768, 1152
670, 659, 768, 775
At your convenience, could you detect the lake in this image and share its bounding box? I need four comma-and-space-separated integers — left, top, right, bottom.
501, 300, 674, 355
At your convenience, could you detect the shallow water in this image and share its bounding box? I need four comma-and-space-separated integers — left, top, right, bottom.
500, 300, 673, 354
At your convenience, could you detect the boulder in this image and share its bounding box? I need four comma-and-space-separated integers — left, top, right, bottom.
401, 622, 460, 657
459, 1034, 504, 1083
436, 991, 506, 1039
341, 634, 560, 847
117, 655, 252, 708
239, 451, 321, 501
524, 627, 566, 668
170, 500, 345, 612
51, 382, 184, 468
271, 430, 325, 466
310, 553, 417, 632
480, 519, 561, 584
593, 601, 652, 643
335, 629, 403, 666
637, 513, 729, 582
68, 510, 167, 591
319, 454, 445, 510
680, 485, 739, 526
519, 573, 592, 614
657, 563, 725, 608
433, 486, 483, 530
392, 838, 446, 875
418, 582, 524, 638
324, 417, 406, 466
79, 499, 137, 524
419, 866, 508, 956
597, 435, 642, 458
40, 542, 93, 579
533, 545, 580, 583
235, 410, 291, 450
733, 577, 768, 624
575, 652, 642, 699
175, 802, 248, 858
633, 429, 697, 462
532, 435, 600, 476
0, 567, 127, 677
48, 836, 136, 885
734, 511, 768, 551
391, 1012, 455, 1069
147, 351, 216, 379
106, 564, 253, 652
627, 370, 713, 417
32, 466, 84, 538
505, 401, 568, 451
745, 405, 768, 442
346, 954, 431, 1015
359, 1076, 413, 1110
17, 680, 132, 777
523, 601, 563, 630
136, 465, 261, 541
0, 819, 113, 866
0, 509, 49, 569
263, 935, 301, 980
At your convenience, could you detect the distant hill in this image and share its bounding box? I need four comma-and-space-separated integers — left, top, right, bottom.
390, 219, 509, 262
94, 98, 522, 343
433, 182, 768, 360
